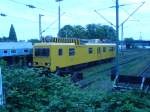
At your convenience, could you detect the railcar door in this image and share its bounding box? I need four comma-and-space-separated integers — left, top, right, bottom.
97, 47, 102, 59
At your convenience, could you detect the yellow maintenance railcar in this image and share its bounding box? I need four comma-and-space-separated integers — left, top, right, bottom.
33, 38, 116, 73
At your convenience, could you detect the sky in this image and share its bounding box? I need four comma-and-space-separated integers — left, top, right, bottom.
0, 0, 150, 41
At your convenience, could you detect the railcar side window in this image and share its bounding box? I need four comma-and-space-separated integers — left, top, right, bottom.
109, 47, 114, 51
35, 48, 49, 57
103, 47, 106, 52
58, 48, 63, 56
69, 48, 75, 56
88, 48, 93, 54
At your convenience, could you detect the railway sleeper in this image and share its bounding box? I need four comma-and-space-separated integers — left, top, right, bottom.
111, 74, 150, 92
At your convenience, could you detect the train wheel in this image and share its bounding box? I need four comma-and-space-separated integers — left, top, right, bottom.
71, 72, 83, 83
56, 69, 64, 77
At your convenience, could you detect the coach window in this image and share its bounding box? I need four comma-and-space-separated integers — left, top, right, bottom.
69, 48, 75, 56
11, 49, 16, 53
58, 48, 63, 56
4, 50, 7, 53
88, 48, 93, 54
24, 49, 28, 53
103, 47, 106, 52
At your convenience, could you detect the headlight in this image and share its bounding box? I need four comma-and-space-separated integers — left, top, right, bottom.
45, 63, 50, 66
34, 62, 38, 65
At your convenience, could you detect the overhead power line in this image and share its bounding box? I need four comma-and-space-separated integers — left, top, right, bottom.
120, 7, 140, 22
42, 12, 66, 34
121, 1, 145, 25
97, 2, 144, 11
0, 13, 7, 17
7, 0, 45, 10
0, 12, 39, 23
94, 10, 116, 27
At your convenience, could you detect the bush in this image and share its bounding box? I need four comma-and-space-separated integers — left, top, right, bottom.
1, 67, 104, 112
1, 60, 150, 112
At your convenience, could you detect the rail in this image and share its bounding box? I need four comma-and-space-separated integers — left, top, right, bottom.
112, 63, 150, 92
78, 52, 150, 89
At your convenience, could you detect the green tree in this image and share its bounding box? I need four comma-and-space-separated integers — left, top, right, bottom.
86, 24, 96, 39
28, 39, 41, 44
86, 24, 116, 41
101, 25, 116, 41
124, 38, 134, 49
0, 36, 9, 42
59, 24, 116, 41
73, 25, 86, 38
59, 25, 75, 38
8, 24, 17, 42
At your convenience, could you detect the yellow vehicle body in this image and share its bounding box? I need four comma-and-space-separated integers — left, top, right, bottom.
33, 43, 116, 72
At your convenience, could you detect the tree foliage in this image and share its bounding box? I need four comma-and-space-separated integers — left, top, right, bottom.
1, 66, 103, 111
28, 39, 41, 44
59, 25, 75, 38
1, 61, 150, 112
8, 24, 17, 42
59, 24, 116, 41
0, 36, 9, 42
124, 38, 134, 49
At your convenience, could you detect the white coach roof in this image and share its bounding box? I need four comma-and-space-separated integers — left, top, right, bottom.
85, 43, 116, 46
0, 42, 32, 49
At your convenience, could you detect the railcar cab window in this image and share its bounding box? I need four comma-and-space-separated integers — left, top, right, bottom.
58, 48, 63, 56
35, 48, 49, 57
88, 48, 93, 54
69, 48, 75, 56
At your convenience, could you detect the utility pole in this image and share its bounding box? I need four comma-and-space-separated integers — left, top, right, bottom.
116, 0, 119, 77
39, 14, 44, 42
58, 1, 61, 37
140, 32, 142, 40
56, 0, 63, 37
121, 23, 124, 51
0, 67, 4, 106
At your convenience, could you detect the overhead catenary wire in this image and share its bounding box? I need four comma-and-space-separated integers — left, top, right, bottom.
7, 0, 55, 17
7, 0, 46, 11
0, 12, 39, 23
94, 10, 116, 28
97, 2, 142, 11
121, 1, 145, 25
120, 7, 140, 22
42, 12, 66, 34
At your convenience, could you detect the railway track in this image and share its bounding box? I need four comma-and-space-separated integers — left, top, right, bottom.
139, 64, 150, 92
111, 64, 150, 92
78, 52, 150, 89
139, 64, 150, 77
